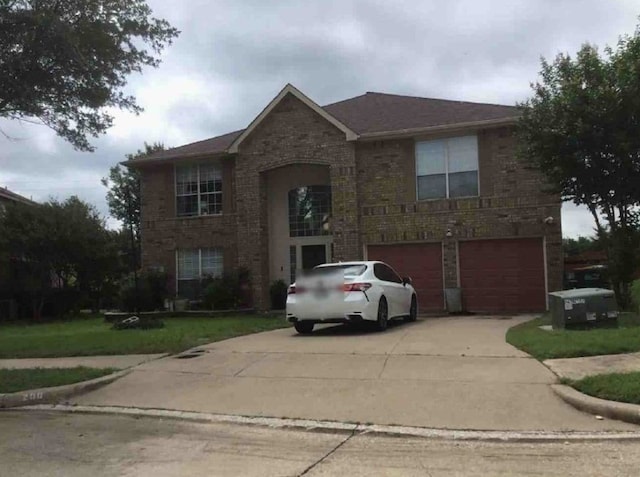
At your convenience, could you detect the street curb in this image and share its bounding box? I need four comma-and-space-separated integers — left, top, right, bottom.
0, 370, 130, 409
12, 403, 640, 442
551, 384, 640, 425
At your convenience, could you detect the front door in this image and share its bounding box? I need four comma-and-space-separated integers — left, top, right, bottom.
301, 244, 327, 271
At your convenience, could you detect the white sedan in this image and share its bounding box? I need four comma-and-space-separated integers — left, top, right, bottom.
286, 261, 417, 334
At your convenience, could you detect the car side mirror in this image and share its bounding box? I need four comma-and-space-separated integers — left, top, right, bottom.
402, 276, 412, 286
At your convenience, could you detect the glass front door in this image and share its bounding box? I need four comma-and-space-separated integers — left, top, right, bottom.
301, 244, 327, 270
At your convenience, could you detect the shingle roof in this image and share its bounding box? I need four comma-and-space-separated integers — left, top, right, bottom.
132, 91, 519, 163
0, 187, 36, 205
324, 92, 519, 135
138, 129, 244, 161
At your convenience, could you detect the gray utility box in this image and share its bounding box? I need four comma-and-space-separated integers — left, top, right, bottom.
548, 288, 618, 330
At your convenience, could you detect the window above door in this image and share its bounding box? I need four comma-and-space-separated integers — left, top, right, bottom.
288, 185, 331, 237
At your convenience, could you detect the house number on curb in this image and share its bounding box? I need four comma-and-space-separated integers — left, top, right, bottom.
22, 392, 44, 401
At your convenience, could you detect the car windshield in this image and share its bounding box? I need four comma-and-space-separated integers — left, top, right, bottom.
312, 264, 367, 277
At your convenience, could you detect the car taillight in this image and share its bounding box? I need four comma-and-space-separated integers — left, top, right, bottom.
288, 285, 306, 294
343, 282, 372, 292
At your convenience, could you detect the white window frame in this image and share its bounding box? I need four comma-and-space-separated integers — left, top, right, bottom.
175, 248, 223, 293
175, 163, 223, 217
415, 135, 480, 200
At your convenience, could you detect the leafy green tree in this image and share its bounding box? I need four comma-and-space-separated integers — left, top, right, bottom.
0, 196, 122, 318
102, 142, 164, 269
0, 0, 179, 150
518, 28, 640, 307
563, 236, 602, 257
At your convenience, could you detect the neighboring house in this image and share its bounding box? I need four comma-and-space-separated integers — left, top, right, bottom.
0, 186, 35, 210
0, 187, 37, 320
128, 84, 562, 313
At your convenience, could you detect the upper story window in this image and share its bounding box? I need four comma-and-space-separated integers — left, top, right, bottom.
288, 185, 331, 237
415, 135, 479, 200
176, 163, 222, 217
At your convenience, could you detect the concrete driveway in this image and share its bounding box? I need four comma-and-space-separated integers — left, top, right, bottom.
72, 316, 637, 431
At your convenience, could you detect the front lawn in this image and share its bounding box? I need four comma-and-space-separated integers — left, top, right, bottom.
567, 371, 640, 405
0, 367, 117, 394
506, 312, 640, 360
0, 315, 288, 358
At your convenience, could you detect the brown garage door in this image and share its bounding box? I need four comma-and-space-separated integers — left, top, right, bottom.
459, 238, 546, 313
367, 243, 444, 311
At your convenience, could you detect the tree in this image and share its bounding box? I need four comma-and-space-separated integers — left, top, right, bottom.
102, 142, 164, 267
0, 196, 121, 318
518, 27, 640, 307
0, 1, 179, 151
563, 236, 602, 257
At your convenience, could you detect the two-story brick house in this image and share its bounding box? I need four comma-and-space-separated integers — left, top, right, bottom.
128, 84, 562, 313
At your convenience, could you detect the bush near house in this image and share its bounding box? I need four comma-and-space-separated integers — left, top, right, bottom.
118, 270, 170, 312
631, 279, 640, 314
202, 268, 251, 310
270, 280, 288, 310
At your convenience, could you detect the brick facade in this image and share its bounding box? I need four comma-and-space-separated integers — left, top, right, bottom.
138, 92, 562, 310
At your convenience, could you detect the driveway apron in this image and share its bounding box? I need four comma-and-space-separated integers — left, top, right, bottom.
71, 316, 638, 431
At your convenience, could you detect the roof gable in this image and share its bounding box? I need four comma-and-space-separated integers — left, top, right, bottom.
227, 84, 358, 153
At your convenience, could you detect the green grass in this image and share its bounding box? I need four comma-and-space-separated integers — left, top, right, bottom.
568, 371, 640, 405
0, 367, 117, 394
506, 312, 640, 360
0, 315, 289, 358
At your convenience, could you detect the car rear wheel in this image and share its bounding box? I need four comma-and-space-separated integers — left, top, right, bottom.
376, 298, 388, 331
405, 295, 417, 322
294, 321, 314, 334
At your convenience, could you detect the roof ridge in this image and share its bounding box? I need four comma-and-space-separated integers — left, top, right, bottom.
321, 92, 370, 109
359, 91, 517, 109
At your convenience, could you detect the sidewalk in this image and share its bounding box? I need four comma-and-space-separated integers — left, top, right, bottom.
0, 354, 165, 370
544, 352, 640, 380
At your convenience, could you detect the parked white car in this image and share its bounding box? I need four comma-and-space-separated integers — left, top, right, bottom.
286, 261, 417, 334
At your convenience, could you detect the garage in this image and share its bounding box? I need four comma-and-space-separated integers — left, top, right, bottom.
367, 243, 444, 311
458, 238, 546, 313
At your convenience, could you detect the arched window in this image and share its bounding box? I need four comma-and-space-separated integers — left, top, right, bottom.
288, 185, 331, 237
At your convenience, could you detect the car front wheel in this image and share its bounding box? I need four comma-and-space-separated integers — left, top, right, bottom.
294, 321, 314, 334
376, 297, 388, 331
404, 295, 417, 322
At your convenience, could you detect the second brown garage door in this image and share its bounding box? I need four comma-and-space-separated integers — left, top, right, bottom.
367, 243, 444, 312
458, 238, 546, 313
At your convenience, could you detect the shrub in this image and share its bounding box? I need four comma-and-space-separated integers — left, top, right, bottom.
632, 279, 640, 313
202, 268, 250, 310
119, 270, 169, 312
270, 280, 288, 310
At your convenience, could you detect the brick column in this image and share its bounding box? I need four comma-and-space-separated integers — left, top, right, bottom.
330, 152, 361, 261
235, 169, 270, 310
442, 239, 458, 288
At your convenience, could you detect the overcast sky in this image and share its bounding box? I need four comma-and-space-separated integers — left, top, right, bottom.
0, 0, 638, 236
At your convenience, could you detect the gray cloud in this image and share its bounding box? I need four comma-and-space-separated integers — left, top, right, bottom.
1, 0, 637, 236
